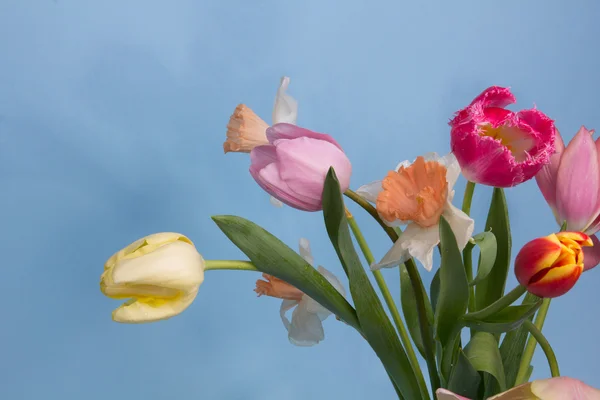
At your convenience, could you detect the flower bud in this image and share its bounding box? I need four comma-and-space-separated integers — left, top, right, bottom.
515, 231, 592, 298
100, 232, 205, 323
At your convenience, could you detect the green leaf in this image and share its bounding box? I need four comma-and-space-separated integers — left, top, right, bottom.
469, 231, 497, 286
400, 263, 434, 359
475, 188, 511, 311
211, 215, 360, 329
322, 168, 423, 400
465, 332, 507, 392
430, 269, 441, 313
441, 331, 461, 381
434, 215, 469, 346
463, 302, 541, 334
499, 292, 540, 387
447, 349, 482, 399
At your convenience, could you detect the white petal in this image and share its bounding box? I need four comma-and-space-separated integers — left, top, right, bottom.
269, 196, 284, 208
302, 266, 346, 319
112, 241, 205, 291
272, 76, 298, 125
112, 288, 199, 323
298, 238, 314, 266
439, 153, 460, 190
356, 180, 383, 203
442, 201, 475, 251
279, 299, 299, 331
373, 222, 439, 272
287, 301, 325, 346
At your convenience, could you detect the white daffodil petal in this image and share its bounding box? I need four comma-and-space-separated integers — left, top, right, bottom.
443, 201, 475, 251
272, 76, 298, 125
440, 153, 460, 190
288, 301, 325, 346
112, 241, 205, 291
269, 196, 284, 207
280, 299, 299, 331
298, 238, 314, 266
374, 223, 439, 271
356, 180, 383, 204
112, 288, 199, 323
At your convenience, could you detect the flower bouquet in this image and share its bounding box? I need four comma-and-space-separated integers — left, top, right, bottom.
100, 79, 600, 399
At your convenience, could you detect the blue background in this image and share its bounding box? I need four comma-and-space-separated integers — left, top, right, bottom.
1, 1, 598, 399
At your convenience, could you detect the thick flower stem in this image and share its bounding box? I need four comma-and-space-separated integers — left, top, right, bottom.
463, 285, 526, 321
204, 260, 259, 271
514, 297, 552, 385
461, 181, 477, 337
344, 189, 400, 241
461, 181, 476, 216
522, 319, 560, 378
345, 211, 430, 400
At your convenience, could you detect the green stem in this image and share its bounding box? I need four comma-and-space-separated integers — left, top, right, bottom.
406, 258, 441, 394
461, 181, 476, 216
463, 285, 526, 321
514, 298, 551, 384
204, 260, 259, 271
522, 319, 560, 378
461, 182, 477, 329
346, 211, 429, 400
344, 189, 399, 241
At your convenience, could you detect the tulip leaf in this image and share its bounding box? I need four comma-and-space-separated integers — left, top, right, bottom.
499, 292, 540, 387
434, 215, 469, 346
430, 268, 441, 313
475, 188, 511, 311
400, 263, 434, 359
465, 332, 507, 392
211, 215, 360, 330
322, 168, 423, 400
447, 349, 482, 399
462, 302, 541, 334
469, 231, 497, 286
441, 330, 462, 381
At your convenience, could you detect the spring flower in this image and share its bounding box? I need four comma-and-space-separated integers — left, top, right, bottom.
100, 233, 205, 323
535, 126, 600, 270
357, 152, 474, 271
515, 231, 593, 298
436, 376, 600, 399
254, 238, 345, 346
223, 76, 297, 154
450, 86, 556, 187
250, 123, 352, 211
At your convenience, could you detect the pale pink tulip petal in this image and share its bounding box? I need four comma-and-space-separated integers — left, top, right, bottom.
535, 128, 564, 210
556, 126, 600, 231
435, 388, 471, 400
583, 234, 600, 271
266, 123, 344, 151
531, 377, 600, 400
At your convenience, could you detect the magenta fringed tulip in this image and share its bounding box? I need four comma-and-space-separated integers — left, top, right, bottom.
249, 123, 352, 211
450, 86, 556, 187
535, 126, 600, 270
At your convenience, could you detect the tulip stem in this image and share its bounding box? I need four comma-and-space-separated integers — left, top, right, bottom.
514, 298, 552, 384
461, 181, 476, 216
204, 260, 259, 272
463, 285, 526, 321
522, 319, 560, 378
345, 211, 430, 400
461, 181, 477, 336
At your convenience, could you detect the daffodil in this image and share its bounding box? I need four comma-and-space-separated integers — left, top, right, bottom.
357, 152, 474, 271
100, 232, 205, 323
254, 238, 345, 346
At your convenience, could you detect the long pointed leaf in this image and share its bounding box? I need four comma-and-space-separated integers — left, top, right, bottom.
447, 349, 481, 399
465, 332, 507, 392
470, 231, 497, 286
212, 215, 360, 329
463, 302, 541, 334
322, 168, 423, 400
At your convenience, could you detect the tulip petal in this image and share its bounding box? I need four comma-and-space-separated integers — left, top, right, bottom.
556, 126, 600, 231
435, 389, 471, 400
583, 234, 600, 271
356, 180, 383, 203
515, 236, 563, 287
373, 222, 439, 271
272, 76, 298, 125
527, 263, 582, 298
287, 300, 326, 346
443, 201, 475, 251
470, 86, 517, 109
111, 241, 205, 291
299, 238, 314, 266
535, 128, 564, 211
531, 377, 600, 400
112, 288, 199, 323
266, 123, 344, 151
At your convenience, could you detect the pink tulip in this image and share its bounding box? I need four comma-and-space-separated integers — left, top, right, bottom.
249, 123, 352, 211
436, 377, 600, 399
450, 86, 556, 187
535, 126, 600, 270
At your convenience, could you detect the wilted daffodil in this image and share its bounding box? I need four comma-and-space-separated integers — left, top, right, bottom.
515, 231, 593, 298
254, 238, 346, 346
450, 86, 556, 187
436, 376, 600, 399
223, 76, 297, 154
100, 233, 205, 323
357, 152, 474, 271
